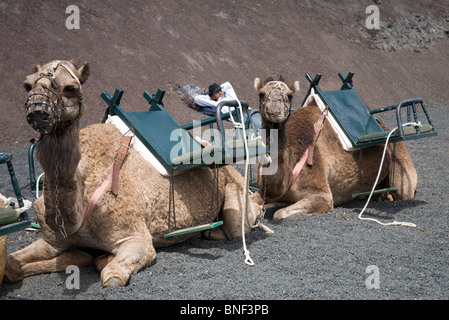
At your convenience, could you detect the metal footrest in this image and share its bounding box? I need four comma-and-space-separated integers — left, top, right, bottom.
163, 221, 223, 238
352, 187, 398, 198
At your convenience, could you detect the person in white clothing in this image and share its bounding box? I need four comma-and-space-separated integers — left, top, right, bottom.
194, 82, 261, 130
193, 82, 237, 116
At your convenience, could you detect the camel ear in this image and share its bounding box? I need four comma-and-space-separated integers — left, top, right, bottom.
77, 62, 90, 84
290, 81, 300, 93
254, 78, 264, 92
34, 64, 42, 73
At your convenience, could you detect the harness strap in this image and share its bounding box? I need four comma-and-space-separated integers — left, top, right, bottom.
81, 165, 113, 227
112, 135, 133, 196
308, 112, 326, 165
79, 135, 133, 230
290, 148, 310, 187
289, 112, 326, 186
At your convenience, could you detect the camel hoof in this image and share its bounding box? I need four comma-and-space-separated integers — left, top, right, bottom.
202, 230, 212, 239
103, 277, 121, 288
101, 265, 129, 287
202, 228, 227, 241
273, 209, 289, 220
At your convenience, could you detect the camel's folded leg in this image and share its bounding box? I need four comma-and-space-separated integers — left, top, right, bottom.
93, 254, 115, 272
204, 183, 260, 241
273, 191, 333, 220
4, 238, 93, 282
387, 142, 418, 200
100, 235, 156, 288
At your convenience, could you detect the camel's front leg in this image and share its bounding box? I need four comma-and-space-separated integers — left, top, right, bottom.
387, 142, 418, 200
99, 234, 156, 287
4, 238, 93, 282
204, 183, 260, 241
273, 190, 333, 220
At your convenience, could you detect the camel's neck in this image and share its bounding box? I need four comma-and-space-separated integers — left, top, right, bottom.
36, 121, 84, 236
264, 119, 288, 151
36, 123, 81, 179
260, 119, 290, 200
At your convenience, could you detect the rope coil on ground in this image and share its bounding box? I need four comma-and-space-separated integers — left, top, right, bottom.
358, 122, 421, 227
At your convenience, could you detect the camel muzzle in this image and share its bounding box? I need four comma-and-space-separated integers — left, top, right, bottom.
24, 64, 84, 134
26, 103, 59, 134
25, 89, 61, 134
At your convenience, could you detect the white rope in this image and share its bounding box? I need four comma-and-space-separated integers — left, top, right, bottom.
229, 99, 255, 266
229, 99, 276, 264
358, 122, 421, 227
36, 172, 45, 198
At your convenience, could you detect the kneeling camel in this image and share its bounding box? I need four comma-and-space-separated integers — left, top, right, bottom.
4, 60, 260, 287
253, 76, 417, 220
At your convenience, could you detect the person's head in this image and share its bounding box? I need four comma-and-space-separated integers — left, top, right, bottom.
207, 83, 224, 101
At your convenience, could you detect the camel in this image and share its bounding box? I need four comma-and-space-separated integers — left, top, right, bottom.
253, 76, 417, 220
4, 60, 261, 287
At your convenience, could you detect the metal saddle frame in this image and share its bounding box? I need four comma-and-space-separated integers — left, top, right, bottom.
302, 72, 437, 150
101, 88, 267, 175
101, 88, 267, 238
301, 72, 437, 198
0, 153, 31, 236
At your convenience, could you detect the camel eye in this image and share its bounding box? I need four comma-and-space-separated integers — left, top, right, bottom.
259, 92, 265, 100
63, 85, 79, 94
24, 82, 32, 92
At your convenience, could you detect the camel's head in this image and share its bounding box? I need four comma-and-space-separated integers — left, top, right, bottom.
254, 77, 300, 124
24, 60, 89, 134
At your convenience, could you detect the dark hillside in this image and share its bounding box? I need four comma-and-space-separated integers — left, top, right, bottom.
1, 0, 448, 147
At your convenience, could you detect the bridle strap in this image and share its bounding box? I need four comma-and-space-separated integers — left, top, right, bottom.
56, 62, 82, 87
